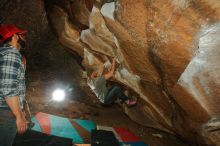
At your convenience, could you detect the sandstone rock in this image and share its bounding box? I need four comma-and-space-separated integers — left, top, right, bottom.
45, 0, 95, 28
101, 1, 178, 131
100, 2, 115, 20
95, 1, 220, 144
146, 0, 220, 90
82, 48, 103, 69
148, 0, 200, 90
97, 0, 116, 6
202, 117, 220, 145
45, 0, 220, 145
69, 0, 93, 26
81, 6, 115, 57
122, 100, 170, 133
48, 6, 86, 56
90, 6, 115, 48
102, 1, 161, 83
81, 29, 114, 57
176, 23, 220, 117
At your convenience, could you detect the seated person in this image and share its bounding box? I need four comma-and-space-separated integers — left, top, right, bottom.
87, 58, 137, 106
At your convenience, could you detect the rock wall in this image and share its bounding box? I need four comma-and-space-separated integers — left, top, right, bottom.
44, 0, 220, 145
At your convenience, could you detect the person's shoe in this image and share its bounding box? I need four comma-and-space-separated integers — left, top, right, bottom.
125, 96, 137, 107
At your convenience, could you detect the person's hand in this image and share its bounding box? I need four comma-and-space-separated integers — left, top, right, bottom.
16, 112, 27, 134
113, 58, 116, 62
112, 58, 116, 66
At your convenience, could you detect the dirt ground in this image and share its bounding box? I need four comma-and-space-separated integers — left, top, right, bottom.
25, 60, 189, 146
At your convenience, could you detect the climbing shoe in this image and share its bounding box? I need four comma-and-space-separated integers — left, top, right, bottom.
125, 96, 137, 107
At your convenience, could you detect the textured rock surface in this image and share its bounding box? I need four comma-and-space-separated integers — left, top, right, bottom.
12, 0, 219, 145
202, 116, 220, 145
48, 5, 86, 56
176, 23, 220, 117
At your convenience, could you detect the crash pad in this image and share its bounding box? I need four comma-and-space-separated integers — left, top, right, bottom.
31, 112, 96, 144
96, 125, 148, 146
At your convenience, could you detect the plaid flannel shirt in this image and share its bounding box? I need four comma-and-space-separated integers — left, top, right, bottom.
0, 43, 25, 108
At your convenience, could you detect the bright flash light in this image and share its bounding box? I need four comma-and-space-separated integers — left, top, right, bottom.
52, 89, 65, 102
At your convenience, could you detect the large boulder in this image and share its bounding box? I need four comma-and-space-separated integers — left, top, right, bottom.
45, 0, 220, 145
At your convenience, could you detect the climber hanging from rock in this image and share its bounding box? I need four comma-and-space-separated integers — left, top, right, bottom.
87, 58, 137, 107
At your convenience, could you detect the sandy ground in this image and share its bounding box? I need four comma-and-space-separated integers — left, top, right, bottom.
25, 61, 189, 146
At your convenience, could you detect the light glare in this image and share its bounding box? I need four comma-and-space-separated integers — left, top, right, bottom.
52, 89, 65, 102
